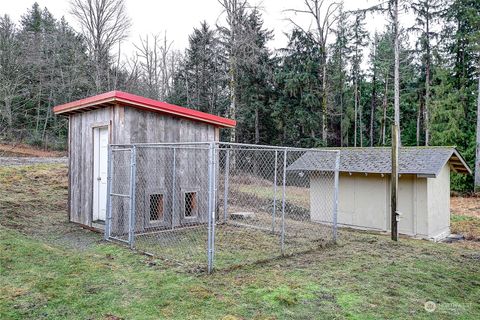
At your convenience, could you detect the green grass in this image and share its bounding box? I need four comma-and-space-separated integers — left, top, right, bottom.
1, 164, 480, 319
237, 184, 310, 209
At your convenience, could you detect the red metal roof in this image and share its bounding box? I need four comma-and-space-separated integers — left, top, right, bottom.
53, 90, 236, 128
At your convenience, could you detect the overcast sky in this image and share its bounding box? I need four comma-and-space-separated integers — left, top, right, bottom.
3, 0, 415, 57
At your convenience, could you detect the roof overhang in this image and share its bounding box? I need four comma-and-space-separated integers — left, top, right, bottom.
53, 91, 236, 128
445, 148, 472, 175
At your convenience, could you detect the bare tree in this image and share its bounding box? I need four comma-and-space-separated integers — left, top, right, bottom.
133, 32, 175, 100
159, 32, 176, 99
134, 34, 162, 99
70, 0, 131, 92
286, 0, 341, 144
0, 15, 27, 137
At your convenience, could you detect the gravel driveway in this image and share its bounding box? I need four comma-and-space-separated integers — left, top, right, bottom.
0, 156, 68, 166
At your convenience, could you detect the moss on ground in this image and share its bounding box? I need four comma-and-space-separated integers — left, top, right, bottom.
1, 164, 479, 319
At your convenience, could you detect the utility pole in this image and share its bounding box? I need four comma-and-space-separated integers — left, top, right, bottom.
391, 0, 400, 241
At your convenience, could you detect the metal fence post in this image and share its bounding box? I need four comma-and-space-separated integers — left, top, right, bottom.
332, 151, 340, 242
207, 142, 215, 273
223, 149, 230, 223
211, 143, 217, 263
280, 149, 287, 255
128, 146, 137, 249
104, 145, 113, 240
171, 147, 177, 230
271, 150, 278, 233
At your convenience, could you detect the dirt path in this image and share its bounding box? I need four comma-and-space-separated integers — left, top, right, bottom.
0, 156, 67, 166
0, 143, 66, 157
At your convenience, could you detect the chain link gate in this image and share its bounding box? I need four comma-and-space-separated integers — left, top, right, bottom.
104, 145, 134, 245
105, 142, 340, 273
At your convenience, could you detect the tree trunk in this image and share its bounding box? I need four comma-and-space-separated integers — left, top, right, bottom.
340, 85, 344, 147
424, 4, 431, 146
416, 100, 421, 146
370, 62, 377, 147
228, 55, 236, 143
381, 76, 389, 146
255, 106, 259, 144
359, 97, 363, 147
321, 59, 327, 144
475, 64, 480, 191
424, 55, 431, 146
354, 75, 358, 147
3, 97, 13, 127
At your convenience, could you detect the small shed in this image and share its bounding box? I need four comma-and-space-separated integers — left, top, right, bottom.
288, 147, 471, 241
53, 91, 235, 230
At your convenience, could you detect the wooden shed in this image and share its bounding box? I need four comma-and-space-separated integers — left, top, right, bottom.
288, 147, 472, 241
53, 91, 235, 230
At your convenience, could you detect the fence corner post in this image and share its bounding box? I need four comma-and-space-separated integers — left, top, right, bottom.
207, 142, 216, 274
280, 149, 287, 256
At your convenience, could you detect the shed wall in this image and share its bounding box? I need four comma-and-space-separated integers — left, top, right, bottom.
310, 172, 439, 239
427, 164, 451, 239
69, 105, 218, 228
69, 107, 111, 226
310, 173, 388, 230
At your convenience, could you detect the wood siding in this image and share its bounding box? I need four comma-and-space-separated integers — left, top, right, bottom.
69, 107, 111, 225
69, 104, 217, 230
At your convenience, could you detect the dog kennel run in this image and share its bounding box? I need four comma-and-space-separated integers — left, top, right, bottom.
104, 142, 340, 273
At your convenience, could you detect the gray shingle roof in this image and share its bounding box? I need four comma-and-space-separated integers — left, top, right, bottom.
287, 147, 471, 177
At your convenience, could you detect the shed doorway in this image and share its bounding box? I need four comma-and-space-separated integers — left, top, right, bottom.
93, 126, 109, 222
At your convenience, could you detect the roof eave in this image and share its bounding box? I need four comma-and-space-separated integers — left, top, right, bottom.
52, 91, 236, 128
114, 97, 236, 128
437, 148, 472, 176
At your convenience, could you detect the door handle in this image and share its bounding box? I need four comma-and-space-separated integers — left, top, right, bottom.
97, 177, 102, 181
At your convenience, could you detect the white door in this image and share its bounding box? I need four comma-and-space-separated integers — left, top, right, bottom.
93, 126, 109, 221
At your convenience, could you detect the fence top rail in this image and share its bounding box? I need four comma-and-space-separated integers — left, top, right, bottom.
110, 148, 133, 152
217, 144, 340, 153
110, 141, 340, 153
111, 141, 211, 147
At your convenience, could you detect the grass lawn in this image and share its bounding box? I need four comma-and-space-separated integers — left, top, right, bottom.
1, 164, 479, 319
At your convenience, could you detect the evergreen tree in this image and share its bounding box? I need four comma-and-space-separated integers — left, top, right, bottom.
430, 0, 480, 190
171, 21, 227, 115
411, 0, 445, 145
273, 30, 323, 147
328, 7, 351, 146
349, 11, 369, 147
235, 8, 274, 144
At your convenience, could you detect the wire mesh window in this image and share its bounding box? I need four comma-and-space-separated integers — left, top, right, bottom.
183, 191, 198, 218
105, 142, 340, 273
149, 194, 164, 222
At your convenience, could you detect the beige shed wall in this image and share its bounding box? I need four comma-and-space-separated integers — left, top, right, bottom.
310, 173, 388, 231
310, 169, 449, 240
427, 164, 451, 240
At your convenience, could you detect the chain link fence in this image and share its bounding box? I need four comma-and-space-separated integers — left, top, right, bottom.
105, 142, 339, 273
